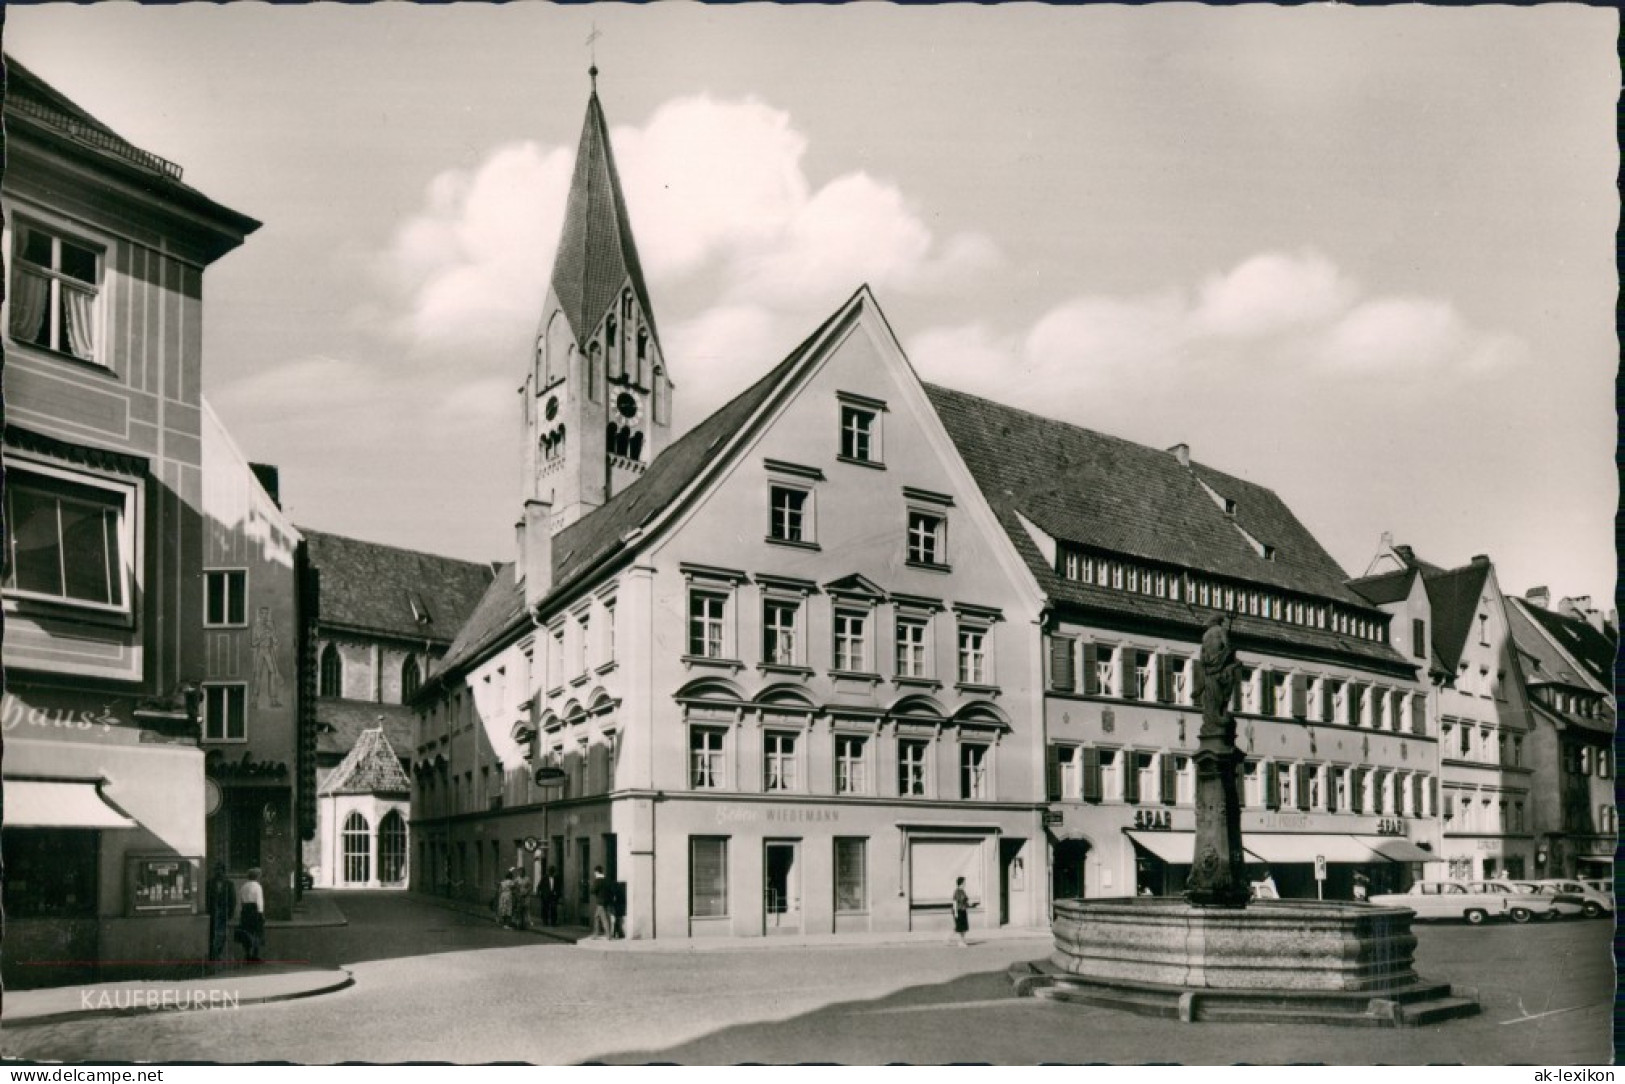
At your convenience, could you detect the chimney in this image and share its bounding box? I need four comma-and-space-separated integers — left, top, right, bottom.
1470, 554, 1489, 566
1394, 545, 1416, 564
523, 498, 553, 609
1168, 443, 1190, 468
1380, 530, 1394, 550
249, 463, 281, 508
1524, 586, 1550, 609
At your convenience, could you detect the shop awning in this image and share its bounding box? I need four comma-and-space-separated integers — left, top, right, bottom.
1242, 834, 1377, 865
5, 780, 137, 829
1360, 837, 1441, 864
1128, 831, 1271, 865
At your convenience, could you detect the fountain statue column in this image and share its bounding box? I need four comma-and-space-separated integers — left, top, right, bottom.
1185, 614, 1251, 908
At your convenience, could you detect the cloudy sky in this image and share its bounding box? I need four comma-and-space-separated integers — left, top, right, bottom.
8, 4, 1616, 603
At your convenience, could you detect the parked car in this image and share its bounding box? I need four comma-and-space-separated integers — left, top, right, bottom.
1528, 878, 1610, 918
1581, 878, 1613, 899
1461, 880, 1572, 924
1369, 881, 1506, 924
1502, 880, 1585, 920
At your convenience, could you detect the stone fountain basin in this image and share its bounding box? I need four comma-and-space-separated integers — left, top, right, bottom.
1049, 896, 1421, 992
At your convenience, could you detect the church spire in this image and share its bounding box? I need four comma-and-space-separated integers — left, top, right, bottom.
521, 71, 675, 539
547, 74, 661, 356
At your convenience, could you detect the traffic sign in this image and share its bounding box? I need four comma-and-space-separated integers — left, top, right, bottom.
1314, 854, 1327, 881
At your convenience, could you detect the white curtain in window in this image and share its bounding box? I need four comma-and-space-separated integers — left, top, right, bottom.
10, 269, 48, 343
62, 286, 96, 359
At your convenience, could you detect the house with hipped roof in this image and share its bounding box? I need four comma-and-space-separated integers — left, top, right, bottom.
301, 529, 493, 889
410, 72, 1443, 940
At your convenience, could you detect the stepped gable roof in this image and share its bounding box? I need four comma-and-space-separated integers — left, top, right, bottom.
923, 384, 1366, 606
4, 55, 260, 243
315, 701, 417, 760
1348, 567, 1419, 607
319, 727, 411, 797
549, 86, 660, 350
432, 299, 851, 684
1517, 598, 1617, 691
301, 529, 494, 644
1413, 561, 1491, 675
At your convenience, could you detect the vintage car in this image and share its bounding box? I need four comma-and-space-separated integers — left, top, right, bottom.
1369, 880, 1506, 924
1481, 880, 1582, 922
1525, 879, 1606, 918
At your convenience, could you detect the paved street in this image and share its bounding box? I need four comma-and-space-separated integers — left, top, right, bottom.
1, 892, 1613, 1065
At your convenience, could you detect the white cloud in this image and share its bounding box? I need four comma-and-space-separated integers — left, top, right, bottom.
1192, 250, 1357, 338
376, 94, 997, 378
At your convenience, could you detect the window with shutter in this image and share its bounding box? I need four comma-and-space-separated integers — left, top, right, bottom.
1123, 752, 1140, 804
1081, 643, 1100, 696
1082, 746, 1102, 803
1050, 636, 1076, 692
1045, 745, 1062, 802
1258, 671, 1275, 716
1326, 769, 1340, 813
1290, 674, 1307, 719
1349, 768, 1364, 813
1156, 655, 1176, 704
1264, 762, 1280, 810
1160, 753, 1177, 805
1295, 764, 1312, 811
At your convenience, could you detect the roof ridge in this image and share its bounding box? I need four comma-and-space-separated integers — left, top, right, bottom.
297, 526, 495, 573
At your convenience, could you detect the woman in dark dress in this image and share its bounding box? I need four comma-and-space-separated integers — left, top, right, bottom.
951, 877, 970, 947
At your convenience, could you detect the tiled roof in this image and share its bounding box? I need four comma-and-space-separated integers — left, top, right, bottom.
315, 700, 417, 761
319, 727, 411, 797
1516, 599, 1617, 691
4, 55, 260, 241
1415, 561, 1491, 674
1348, 568, 1419, 607
550, 89, 660, 351
431, 301, 851, 684
301, 529, 494, 644
924, 384, 1369, 607
1508, 598, 1614, 694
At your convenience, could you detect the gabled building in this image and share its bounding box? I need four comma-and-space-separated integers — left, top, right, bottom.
301, 529, 493, 888
413, 77, 1048, 939
2, 56, 259, 986
1505, 589, 1617, 881
317, 727, 413, 889
1354, 547, 1534, 880
949, 406, 1440, 904
200, 401, 305, 919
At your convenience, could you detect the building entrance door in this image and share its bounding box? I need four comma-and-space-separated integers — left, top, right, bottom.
764, 840, 801, 934
1051, 839, 1089, 910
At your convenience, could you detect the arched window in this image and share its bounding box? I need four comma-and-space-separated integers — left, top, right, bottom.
343, 811, 371, 884
606, 422, 619, 457
588, 343, 601, 401
622, 288, 633, 325
402, 656, 421, 700
320, 644, 343, 698
605, 313, 617, 347
653, 365, 668, 425
378, 810, 408, 883
629, 431, 644, 462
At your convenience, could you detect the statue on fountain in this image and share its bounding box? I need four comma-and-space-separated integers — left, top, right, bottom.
1185, 614, 1250, 907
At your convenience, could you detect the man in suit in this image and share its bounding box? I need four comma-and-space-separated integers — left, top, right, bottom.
540, 866, 560, 926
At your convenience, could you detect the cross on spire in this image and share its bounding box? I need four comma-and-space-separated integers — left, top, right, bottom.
587, 24, 602, 88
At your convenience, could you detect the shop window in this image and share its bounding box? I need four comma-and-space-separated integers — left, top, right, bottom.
10, 222, 101, 361
690, 837, 729, 918
4, 465, 134, 612
1, 828, 98, 917
344, 812, 372, 884
203, 683, 247, 742
835, 838, 867, 914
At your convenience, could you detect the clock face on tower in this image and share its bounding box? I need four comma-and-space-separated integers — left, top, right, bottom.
616, 392, 639, 420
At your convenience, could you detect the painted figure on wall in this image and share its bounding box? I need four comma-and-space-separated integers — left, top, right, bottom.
252, 606, 284, 708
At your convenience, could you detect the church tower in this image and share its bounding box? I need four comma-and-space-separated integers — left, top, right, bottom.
521, 68, 674, 537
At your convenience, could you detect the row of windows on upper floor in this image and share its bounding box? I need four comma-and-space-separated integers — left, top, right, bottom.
1438, 787, 1535, 835
764, 477, 952, 570
1563, 804, 1619, 835
1531, 685, 1612, 721
685, 726, 1000, 801
317, 643, 423, 701
688, 586, 997, 688
1559, 743, 1614, 779
1055, 544, 1393, 645
1047, 637, 1429, 734
534, 289, 665, 402
1438, 716, 1533, 768
1047, 744, 1439, 820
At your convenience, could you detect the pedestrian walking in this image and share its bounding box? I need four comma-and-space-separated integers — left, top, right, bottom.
235, 867, 266, 963
950, 876, 971, 947
590, 866, 614, 938
206, 862, 236, 962
540, 866, 560, 926
1352, 871, 1370, 903
497, 869, 518, 929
